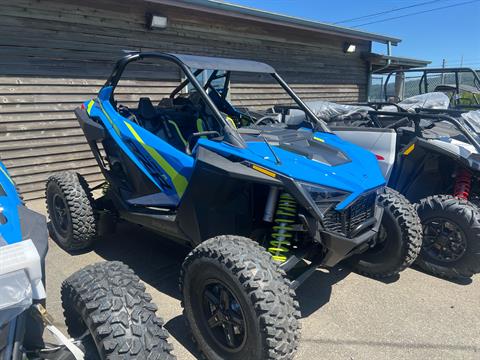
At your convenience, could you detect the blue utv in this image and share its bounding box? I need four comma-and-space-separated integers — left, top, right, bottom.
45, 52, 421, 360
0, 162, 174, 359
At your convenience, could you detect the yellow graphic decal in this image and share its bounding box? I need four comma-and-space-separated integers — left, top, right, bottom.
124, 122, 188, 196
98, 100, 120, 135
86, 99, 95, 115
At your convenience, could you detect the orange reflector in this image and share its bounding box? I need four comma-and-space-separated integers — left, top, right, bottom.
403, 144, 415, 155
252, 165, 277, 178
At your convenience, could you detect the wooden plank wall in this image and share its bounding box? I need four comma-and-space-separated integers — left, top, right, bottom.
0, 0, 370, 200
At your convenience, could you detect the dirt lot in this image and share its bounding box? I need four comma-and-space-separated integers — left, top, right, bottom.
30, 199, 479, 360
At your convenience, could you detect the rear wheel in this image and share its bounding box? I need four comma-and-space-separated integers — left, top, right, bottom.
348, 188, 422, 278
46, 171, 97, 251
416, 195, 480, 278
180, 235, 300, 360
62, 261, 175, 359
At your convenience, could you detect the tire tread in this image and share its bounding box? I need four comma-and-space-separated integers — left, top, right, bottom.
180, 235, 300, 360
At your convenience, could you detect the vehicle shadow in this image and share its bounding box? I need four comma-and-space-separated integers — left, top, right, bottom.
93, 222, 190, 300
295, 266, 350, 318
410, 264, 473, 285
85, 222, 429, 356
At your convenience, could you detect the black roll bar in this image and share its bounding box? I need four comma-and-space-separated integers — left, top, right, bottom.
369, 110, 480, 153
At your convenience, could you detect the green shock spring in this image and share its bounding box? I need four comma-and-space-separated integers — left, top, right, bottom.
268, 192, 297, 262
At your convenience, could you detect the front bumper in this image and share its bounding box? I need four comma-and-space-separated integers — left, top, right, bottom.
320, 204, 383, 267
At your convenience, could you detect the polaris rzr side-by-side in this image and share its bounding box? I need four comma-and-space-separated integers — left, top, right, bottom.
46, 52, 421, 360
281, 96, 480, 279
0, 162, 175, 359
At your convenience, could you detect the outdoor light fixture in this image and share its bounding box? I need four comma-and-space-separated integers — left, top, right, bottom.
343, 43, 357, 54
146, 13, 168, 30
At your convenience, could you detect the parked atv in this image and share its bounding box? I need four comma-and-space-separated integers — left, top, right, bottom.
285, 98, 480, 279
46, 52, 421, 360
0, 162, 174, 359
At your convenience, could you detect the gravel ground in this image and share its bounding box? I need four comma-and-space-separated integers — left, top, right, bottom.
29, 199, 479, 360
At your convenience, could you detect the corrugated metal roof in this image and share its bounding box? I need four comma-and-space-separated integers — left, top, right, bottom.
148, 0, 402, 45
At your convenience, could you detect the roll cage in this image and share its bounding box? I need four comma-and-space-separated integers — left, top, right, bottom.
102, 51, 330, 142
364, 108, 480, 154
384, 67, 480, 108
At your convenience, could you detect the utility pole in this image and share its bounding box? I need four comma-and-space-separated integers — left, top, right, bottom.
459, 55, 464, 83
441, 58, 446, 84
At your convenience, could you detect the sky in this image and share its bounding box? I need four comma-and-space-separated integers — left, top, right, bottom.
219, 0, 480, 68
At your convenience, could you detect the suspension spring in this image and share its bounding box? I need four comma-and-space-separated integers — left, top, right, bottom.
453, 167, 472, 200
268, 192, 298, 263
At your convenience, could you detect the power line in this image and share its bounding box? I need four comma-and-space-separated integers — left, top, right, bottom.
352, 0, 480, 27
333, 0, 449, 24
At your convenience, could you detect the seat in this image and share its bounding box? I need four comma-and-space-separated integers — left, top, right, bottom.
163, 113, 208, 152
137, 97, 156, 121
134, 96, 209, 153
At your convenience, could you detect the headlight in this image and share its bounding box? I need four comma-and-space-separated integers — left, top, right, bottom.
299, 182, 350, 215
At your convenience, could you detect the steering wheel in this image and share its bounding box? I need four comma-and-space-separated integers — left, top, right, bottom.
254, 116, 279, 126
185, 131, 221, 155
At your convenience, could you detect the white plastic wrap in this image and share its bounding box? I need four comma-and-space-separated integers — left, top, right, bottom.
461, 109, 480, 132
306, 100, 372, 121
0, 269, 32, 326
0, 239, 46, 300
393, 92, 450, 112
286, 100, 371, 125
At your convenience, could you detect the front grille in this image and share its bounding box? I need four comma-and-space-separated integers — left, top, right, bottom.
322, 191, 377, 237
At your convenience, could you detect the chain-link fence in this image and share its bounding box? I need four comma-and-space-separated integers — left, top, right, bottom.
370, 70, 480, 101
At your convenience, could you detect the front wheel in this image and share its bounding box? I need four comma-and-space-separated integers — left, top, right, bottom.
348, 188, 422, 278
180, 235, 300, 360
416, 195, 480, 278
61, 261, 175, 359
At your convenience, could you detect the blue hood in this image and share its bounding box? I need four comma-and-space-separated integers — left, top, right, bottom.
197, 130, 385, 210
0, 162, 22, 244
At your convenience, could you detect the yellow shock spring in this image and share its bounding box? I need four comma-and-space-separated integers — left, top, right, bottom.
268, 192, 297, 262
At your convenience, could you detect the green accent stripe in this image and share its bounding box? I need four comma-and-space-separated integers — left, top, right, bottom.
98, 100, 120, 135
124, 121, 188, 197
196, 118, 205, 133
226, 116, 237, 129
168, 120, 187, 145
86, 99, 95, 114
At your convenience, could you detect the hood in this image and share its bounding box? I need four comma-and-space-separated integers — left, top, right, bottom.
197, 127, 385, 209
0, 163, 22, 245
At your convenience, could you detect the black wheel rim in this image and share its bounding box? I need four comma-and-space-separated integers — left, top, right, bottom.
52, 193, 70, 237
201, 280, 247, 352
423, 218, 467, 262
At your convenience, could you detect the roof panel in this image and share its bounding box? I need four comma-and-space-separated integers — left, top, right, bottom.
169, 53, 276, 73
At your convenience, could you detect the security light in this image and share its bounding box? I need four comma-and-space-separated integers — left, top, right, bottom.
343, 43, 356, 54
146, 13, 168, 30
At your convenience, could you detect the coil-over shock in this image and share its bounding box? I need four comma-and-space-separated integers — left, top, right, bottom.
454, 167, 472, 200
267, 190, 298, 262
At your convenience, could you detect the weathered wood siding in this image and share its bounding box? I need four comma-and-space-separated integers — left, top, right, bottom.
0, 0, 370, 200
